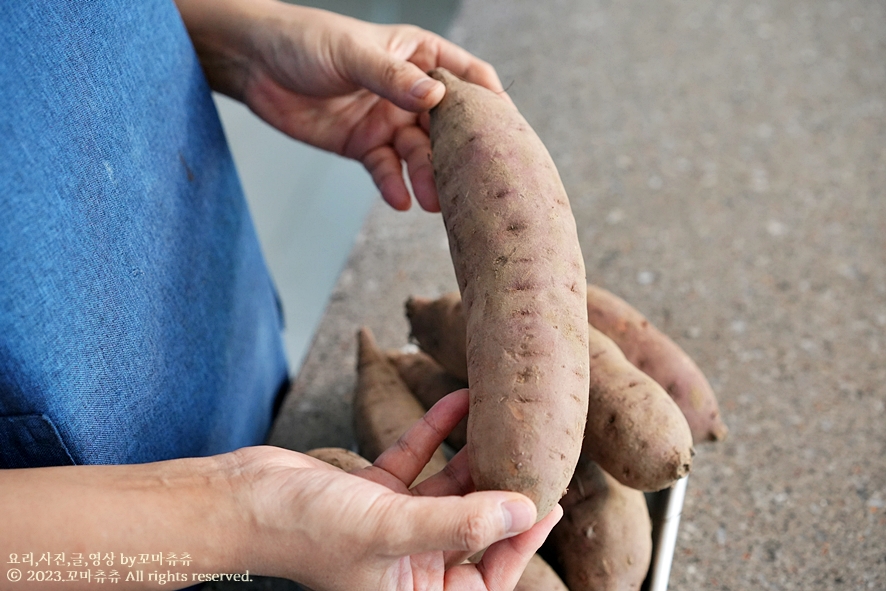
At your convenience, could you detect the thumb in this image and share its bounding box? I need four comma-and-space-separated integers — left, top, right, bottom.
345, 45, 445, 112
385, 492, 538, 557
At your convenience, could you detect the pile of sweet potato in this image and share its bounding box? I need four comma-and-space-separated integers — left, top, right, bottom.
313, 69, 726, 590
318, 280, 726, 589
403, 285, 725, 589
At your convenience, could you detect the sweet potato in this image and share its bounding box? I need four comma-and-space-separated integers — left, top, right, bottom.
405, 293, 469, 381
405, 292, 692, 491
353, 327, 448, 485
515, 554, 569, 591
306, 447, 371, 473
429, 68, 590, 519
551, 458, 652, 591
385, 349, 469, 449
586, 284, 728, 443
583, 323, 693, 491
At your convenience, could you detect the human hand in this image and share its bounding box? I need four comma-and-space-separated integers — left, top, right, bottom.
229, 389, 562, 591
177, 0, 508, 212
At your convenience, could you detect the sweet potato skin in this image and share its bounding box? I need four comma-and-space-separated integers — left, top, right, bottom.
306, 447, 372, 473
515, 554, 569, 591
405, 293, 469, 381
386, 348, 469, 449
353, 327, 448, 485
583, 324, 693, 491
429, 68, 590, 519
586, 284, 728, 443
404, 291, 693, 491
551, 459, 652, 591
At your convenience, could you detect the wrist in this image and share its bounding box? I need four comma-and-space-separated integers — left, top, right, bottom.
174, 452, 255, 576
0, 453, 257, 590
174, 0, 273, 99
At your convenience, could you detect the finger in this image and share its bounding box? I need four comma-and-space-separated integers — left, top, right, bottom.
436, 52, 503, 94
410, 447, 474, 498
374, 389, 470, 485
423, 41, 515, 106
445, 504, 564, 591
399, 33, 504, 95
346, 42, 446, 113
394, 125, 440, 212
382, 491, 537, 558
362, 145, 412, 210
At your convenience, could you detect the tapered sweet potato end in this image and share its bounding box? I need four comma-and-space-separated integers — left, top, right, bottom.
356, 326, 383, 370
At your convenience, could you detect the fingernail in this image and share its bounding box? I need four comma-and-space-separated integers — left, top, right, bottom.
502, 500, 535, 534
411, 77, 440, 99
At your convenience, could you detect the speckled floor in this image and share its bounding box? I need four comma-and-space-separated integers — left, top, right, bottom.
220, 0, 886, 589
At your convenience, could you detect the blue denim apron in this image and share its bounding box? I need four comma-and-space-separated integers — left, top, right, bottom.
0, 0, 289, 468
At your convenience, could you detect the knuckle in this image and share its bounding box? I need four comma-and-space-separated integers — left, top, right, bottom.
459, 513, 492, 551
394, 23, 424, 38
382, 59, 407, 86
394, 434, 422, 464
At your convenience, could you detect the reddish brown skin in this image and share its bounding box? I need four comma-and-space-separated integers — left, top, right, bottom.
403, 292, 694, 491
429, 68, 590, 520
586, 284, 728, 443
552, 459, 652, 591
406, 293, 469, 381
583, 324, 693, 492
353, 327, 448, 485
386, 349, 469, 449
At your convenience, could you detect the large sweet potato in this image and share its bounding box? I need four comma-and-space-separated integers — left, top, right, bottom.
429, 68, 590, 519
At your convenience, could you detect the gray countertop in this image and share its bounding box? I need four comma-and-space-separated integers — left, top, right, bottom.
266, 0, 886, 589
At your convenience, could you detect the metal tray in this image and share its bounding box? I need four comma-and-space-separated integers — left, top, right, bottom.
641, 476, 689, 591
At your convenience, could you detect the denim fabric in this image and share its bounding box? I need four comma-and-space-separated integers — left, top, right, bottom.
0, 0, 289, 467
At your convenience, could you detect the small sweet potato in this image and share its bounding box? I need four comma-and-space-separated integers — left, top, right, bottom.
305, 447, 371, 473
429, 68, 590, 519
406, 293, 468, 381
586, 284, 728, 443
353, 327, 448, 485
515, 554, 569, 591
551, 459, 652, 591
385, 349, 469, 449
583, 324, 693, 491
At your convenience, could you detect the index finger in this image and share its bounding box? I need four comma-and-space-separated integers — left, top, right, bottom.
373, 389, 470, 486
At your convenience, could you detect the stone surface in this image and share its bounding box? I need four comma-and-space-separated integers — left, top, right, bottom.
259, 0, 885, 589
